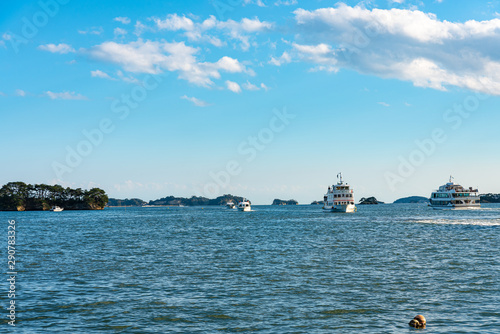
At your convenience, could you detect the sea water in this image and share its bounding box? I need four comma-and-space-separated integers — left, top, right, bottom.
1, 204, 499, 333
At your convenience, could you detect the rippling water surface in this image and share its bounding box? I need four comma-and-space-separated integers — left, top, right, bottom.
1, 204, 499, 333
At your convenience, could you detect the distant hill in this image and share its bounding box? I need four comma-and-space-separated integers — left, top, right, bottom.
480, 193, 500, 203
310, 201, 323, 205
272, 199, 298, 205
393, 196, 429, 204
108, 198, 147, 207
148, 194, 245, 206
359, 197, 384, 205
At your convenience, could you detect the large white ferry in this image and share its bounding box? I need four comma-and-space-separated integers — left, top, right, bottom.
429, 176, 480, 209
323, 173, 356, 213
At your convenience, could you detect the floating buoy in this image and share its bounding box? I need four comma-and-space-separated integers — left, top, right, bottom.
409, 315, 426, 328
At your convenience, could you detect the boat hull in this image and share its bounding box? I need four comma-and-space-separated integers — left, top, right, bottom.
323, 204, 356, 213
238, 206, 251, 212
430, 203, 481, 210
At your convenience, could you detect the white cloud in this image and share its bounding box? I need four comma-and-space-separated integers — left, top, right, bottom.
15, 89, 26, 97
117, 70, 140, 84
134, 21, 148, 36
181, 95, 211, 107
292, 4, 500, 95
114, 27, 127, 37
153, 15, 273, 50
378, 102, 390, 107
91, 70, 115, 80
88, 39, 252, 87
78, 27, 104, 35
0, 40, 5, 48
244, 0, 266, 7
269, 51, 292, 66
0, 91, 6, 96
275, 0, 297, 5
114, 17, 131, 24
242, 81, 269, 91
45, 91, 88, 100
243, 81, 260, 90
155, 14, 195, 31
38, 43, 75, 54
226, 80, 242, 93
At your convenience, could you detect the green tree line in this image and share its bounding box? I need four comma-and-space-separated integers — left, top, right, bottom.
0, 182, 108, 211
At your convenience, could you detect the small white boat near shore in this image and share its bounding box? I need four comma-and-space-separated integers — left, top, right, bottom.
226, 201, 236, 209
237, 199, 251, 211
50, 206, 64, 212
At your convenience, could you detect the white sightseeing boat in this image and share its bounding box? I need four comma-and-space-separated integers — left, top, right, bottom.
50, 206, 64, 212
237, 199, 251, 211
226, 201, 236, 209
429, 176, 480, 209
323, 173, 356, 213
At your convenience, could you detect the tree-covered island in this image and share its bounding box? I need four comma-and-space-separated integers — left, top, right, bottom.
0, 182, 108, 211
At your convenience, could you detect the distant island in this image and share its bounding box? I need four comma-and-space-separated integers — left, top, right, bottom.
358, 197, 384, 205
272, 199, 298, 205
480, 193, 500, 203
108, 194, 247, 207
393, 196, 429, 204
108, 198, 147, 207
0, 182, 108, 211
310, 201, 323, 205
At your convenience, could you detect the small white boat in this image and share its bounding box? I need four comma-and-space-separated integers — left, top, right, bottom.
226, 201, 236, 209
50, 206, 64, 212
237, 199, 251, 211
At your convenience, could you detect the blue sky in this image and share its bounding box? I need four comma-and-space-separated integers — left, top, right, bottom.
1, 0, 500, 204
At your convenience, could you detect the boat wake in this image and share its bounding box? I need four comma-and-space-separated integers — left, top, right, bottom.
413, 218, 500, 227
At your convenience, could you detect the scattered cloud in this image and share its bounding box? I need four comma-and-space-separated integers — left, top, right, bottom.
242, 81, 269, 91
378, 102, 390, 107
153, 14, 273, 50
181, 95, 211, 107
91, 69, 115, 80
292, 4, 500, 95
226, 80, 242, 93
116, 70, 140, 84
114, 27, 128, 37
0, 40, 5, 48
15, 89, 26, 97
244, 0, 266, 7
45, 91, 88, 100
269, 51, 291, 66
78, 27, 104, 35
243, 81, 260, 90
38, 43, 75, 54
155, 13, 195, 31
275, 0, 298, 5
114, 17, 131, 24
87, 39, 252, 86
134, 20, 149, 36
0, 91, 6, 96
